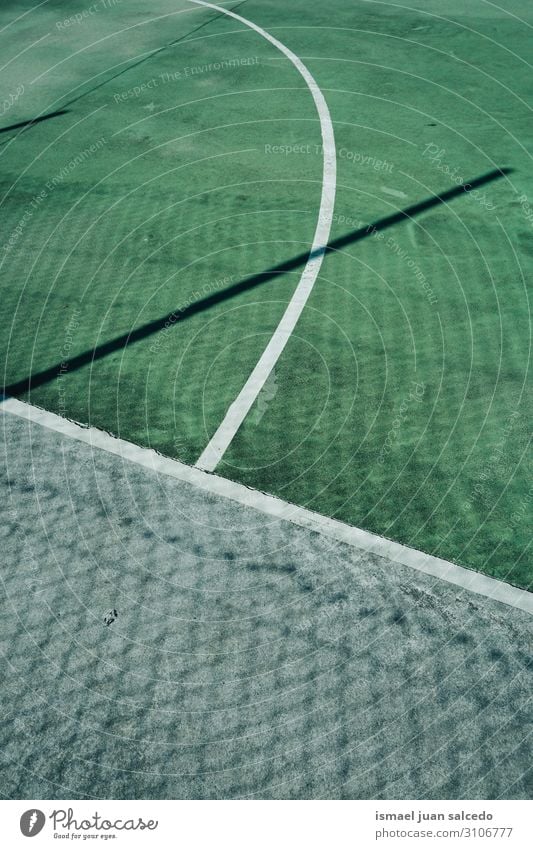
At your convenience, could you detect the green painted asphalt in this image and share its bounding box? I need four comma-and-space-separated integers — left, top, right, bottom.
1, 0, 532, 587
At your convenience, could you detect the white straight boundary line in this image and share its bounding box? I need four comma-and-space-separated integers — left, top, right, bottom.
2, 394, 532, 616
190, 0, 337, 472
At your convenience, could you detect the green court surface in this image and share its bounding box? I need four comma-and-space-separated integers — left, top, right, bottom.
1, 0, 532, 588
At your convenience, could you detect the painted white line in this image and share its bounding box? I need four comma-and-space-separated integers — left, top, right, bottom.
2, 394, 532, 616
190, 0, 337, 472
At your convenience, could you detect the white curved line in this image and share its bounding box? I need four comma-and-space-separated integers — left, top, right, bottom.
192, 0, 337, 471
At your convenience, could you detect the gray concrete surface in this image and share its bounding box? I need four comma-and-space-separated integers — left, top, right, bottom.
1, 409, 531, 799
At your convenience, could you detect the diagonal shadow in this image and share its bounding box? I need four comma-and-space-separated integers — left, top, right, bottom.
0, 109, 69, 136
0, 0, 249, 146
59, 0, 252, 113
3, 167, 510, 398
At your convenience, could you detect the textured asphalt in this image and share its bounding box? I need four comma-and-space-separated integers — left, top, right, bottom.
1, 409, 531, 799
